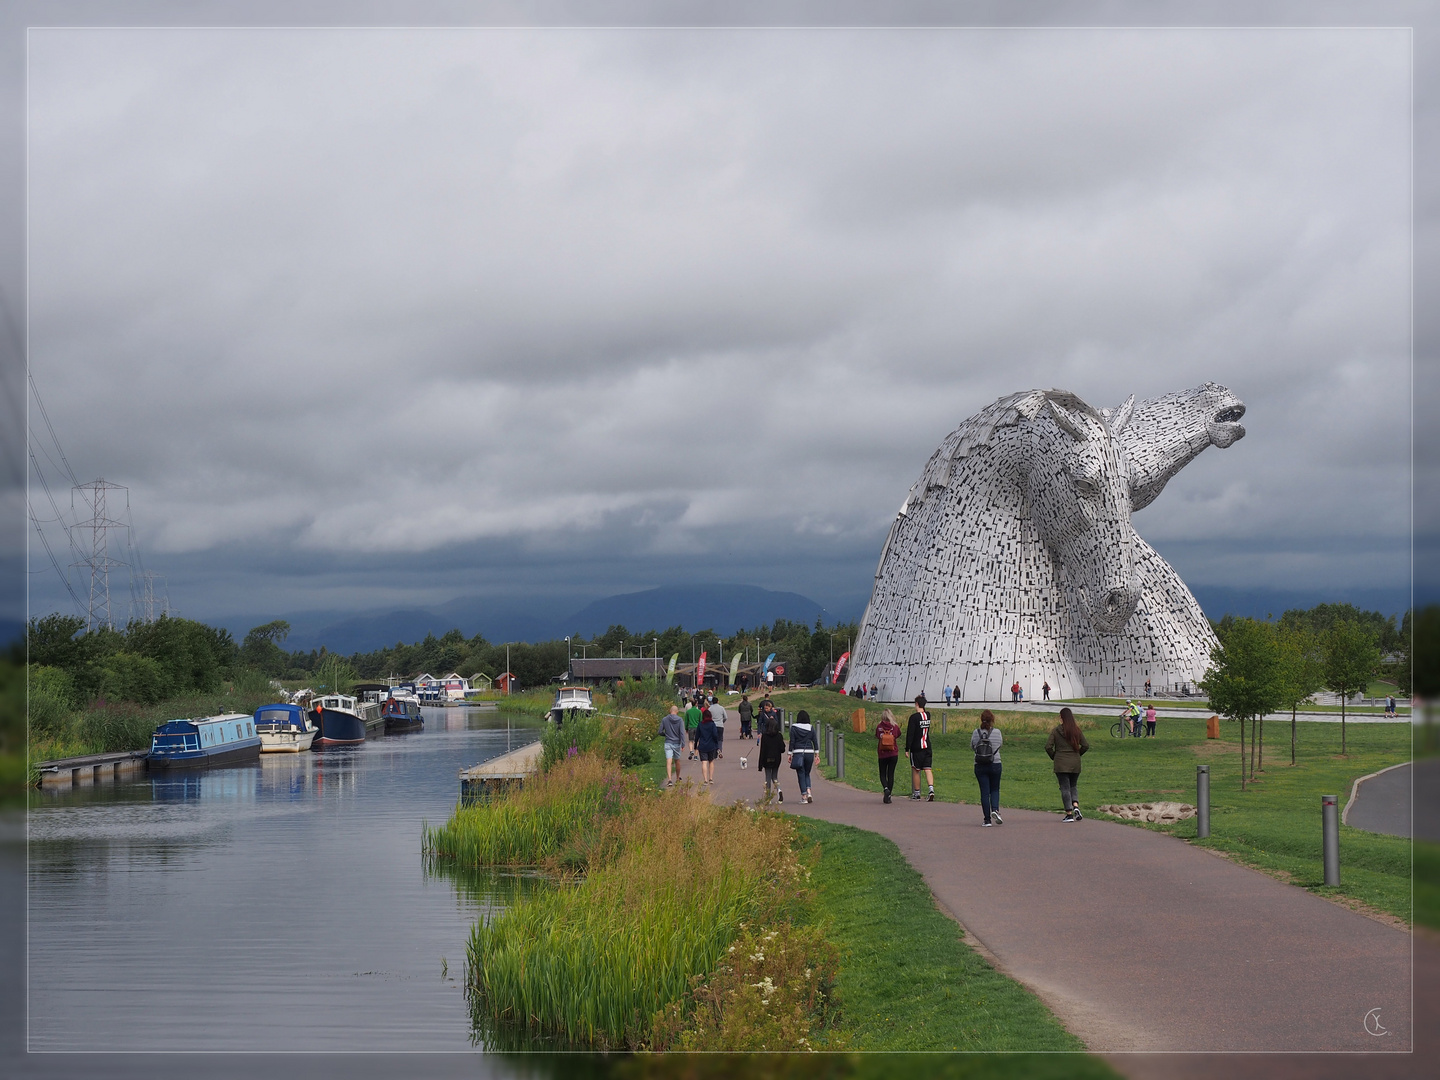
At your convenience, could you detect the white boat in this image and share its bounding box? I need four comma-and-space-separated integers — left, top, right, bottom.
253, 704, 317, 753
549, 686, 596, 725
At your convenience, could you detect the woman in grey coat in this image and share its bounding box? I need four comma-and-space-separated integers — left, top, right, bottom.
1045, 706, 1090, 821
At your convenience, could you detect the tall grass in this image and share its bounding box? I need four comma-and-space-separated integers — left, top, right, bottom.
423, 753, 635, 872
465, 794, 808, 1049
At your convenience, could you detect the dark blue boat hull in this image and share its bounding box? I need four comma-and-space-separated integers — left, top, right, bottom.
147, 738, 262, 770
310, 708, 367, 745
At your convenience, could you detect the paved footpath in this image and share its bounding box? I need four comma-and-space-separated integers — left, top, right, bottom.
698, 735, 1413, 1052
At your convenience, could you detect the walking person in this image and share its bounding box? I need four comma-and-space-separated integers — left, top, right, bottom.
971, 709, 1003, 826
738, 694, 754, 740
787, 709, 818, 803
1010, 680, 1021, 704
905, 695, 935, 801
757, 700, 786, 802
685, 696, 702, 759
660, 704, 686, 786
1042, 680, 1051, 701
944, 685, 953, 707
710, 697, 727, 758
1144, 703, 1157, 737
696, 706, 720, 785
875, 708, 903, 804
1045, 706, 1089, 820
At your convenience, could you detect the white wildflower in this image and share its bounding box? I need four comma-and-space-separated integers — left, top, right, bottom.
749, 952, 765, 962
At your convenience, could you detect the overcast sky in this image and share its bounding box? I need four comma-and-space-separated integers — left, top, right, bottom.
16, 18, 1419, 626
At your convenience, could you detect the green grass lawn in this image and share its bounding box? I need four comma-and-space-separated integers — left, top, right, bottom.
812, 709, 1413, 923
796, 816, 1110, 1063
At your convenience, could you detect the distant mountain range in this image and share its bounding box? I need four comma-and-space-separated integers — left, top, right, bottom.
219, 584, 846, 656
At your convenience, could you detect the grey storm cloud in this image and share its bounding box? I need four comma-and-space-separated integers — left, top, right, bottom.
22, 25, 1412, 619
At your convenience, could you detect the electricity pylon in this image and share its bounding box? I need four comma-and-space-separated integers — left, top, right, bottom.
70, 479, 131, 632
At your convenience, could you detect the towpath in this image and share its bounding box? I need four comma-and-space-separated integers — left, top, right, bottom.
700, 733, 1412, 1053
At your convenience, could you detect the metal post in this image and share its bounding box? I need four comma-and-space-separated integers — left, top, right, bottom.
1195, 765, 1210, 838
942, 711, 947, 736
828, 725, 834, 766
1322, 794, 1340, 886
837, 734, 845, 780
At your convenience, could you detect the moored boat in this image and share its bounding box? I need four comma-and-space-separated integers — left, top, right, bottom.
548, 685, 596, 726
381, 692, 424, 733
148, 713, 262, 770
308, 694, 369, 746
253, 703, 317, 753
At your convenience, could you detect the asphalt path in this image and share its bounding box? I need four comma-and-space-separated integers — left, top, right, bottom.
703, 731, 1412, 1053
1345, 762, 1412, 837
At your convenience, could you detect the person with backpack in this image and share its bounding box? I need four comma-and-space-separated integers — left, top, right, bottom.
971, 709, 1003, 826
787, 708, 818, 803
737, 694, 754, 740
874, 708, 903, 803
1045, 706, 1090, 821
905, 695, 935, 801
757, 701, 786, 802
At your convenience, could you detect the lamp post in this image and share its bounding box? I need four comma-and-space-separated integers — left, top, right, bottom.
505, 643, 512, 696
654, 638, 659, 680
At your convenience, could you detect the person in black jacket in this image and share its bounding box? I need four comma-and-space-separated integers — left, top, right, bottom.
787, 709, 818, 804
737, 695, 754, 740
696, 707, 720, 785
756, 702, 785, 802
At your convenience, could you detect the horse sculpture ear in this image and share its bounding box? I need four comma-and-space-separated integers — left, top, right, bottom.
1046, 397, 1088, 442
1108, 394, 1135, 436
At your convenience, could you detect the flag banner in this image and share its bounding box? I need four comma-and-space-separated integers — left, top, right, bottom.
667, 653, 678, 682
833, 651, 850, 685
763, 652, 776, 674
728, 654, 742, 686
696, 651, 707, 687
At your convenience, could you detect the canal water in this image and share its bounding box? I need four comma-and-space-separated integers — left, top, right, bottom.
26, 706, 544, 1052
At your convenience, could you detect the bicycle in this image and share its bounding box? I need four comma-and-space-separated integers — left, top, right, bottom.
1111, 709, 1141, 738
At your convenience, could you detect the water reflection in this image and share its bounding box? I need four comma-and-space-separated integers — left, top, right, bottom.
27, 704, 544, 1051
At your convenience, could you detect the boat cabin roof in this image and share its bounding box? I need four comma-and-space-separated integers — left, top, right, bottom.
254, 703, 306, 723
317, 694, 356, 709
154, 712, 251, 734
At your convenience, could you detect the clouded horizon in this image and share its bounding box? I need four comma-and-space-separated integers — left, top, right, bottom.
21, 26, 1414, 628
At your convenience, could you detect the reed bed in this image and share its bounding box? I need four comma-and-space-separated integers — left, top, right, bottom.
423, 753, 636, 871
465, 786, 813, 1049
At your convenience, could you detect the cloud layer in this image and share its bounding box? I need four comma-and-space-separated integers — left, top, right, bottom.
25, 27, 1412, 619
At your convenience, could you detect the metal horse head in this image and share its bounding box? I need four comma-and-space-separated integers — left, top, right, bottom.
1026, 390, 1141, 634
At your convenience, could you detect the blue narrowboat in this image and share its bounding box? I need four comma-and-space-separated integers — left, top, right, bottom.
381, 692, 424, 733
148, 713, 262, 770
308, 694, 371, 746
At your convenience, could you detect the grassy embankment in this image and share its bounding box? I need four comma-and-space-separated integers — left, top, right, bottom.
424, 725, 1109, 1059
770, 689, 1413, 924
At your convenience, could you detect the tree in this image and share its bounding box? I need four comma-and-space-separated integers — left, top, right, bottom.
1276, 625, 1324, 766
1200, 618, 1284, 789
1322, 620, 1381, 755
241, 620, 291, 676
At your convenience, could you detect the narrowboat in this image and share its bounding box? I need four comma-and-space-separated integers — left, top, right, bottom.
147, 713, 262, 770
548, 685, 596, 726
381, 691, 424, 733
253, 703, 317, 753
308, 694, 370, 746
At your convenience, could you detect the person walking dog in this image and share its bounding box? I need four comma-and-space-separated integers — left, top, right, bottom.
787, 709, 818, 803
875, 708, 903, 804
1046, 706, 1089, 821
971, 709, 1003, 826
738, 694, 754, 739
906, 695, 935, 801
757, 701, 786, 802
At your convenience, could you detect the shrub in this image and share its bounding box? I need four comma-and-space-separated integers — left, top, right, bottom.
650, 922, 843, 1051
618, 741, 651, 768
99, 652, 171, 705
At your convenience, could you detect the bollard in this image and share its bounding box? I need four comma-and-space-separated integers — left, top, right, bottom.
1322, 794, 1340, 886
1196, 765, 1210, 838
942, 711, 947, 735
837, 733, 845, 780
824, 725, 831, 767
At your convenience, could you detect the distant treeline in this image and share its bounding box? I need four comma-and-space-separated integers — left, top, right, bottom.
15, 599, 1420, 717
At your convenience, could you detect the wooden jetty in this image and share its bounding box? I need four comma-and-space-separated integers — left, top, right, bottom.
36, 749, 150, 790
459, 740, 542, 805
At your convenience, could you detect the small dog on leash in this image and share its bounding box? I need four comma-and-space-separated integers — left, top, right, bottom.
740, 756, 748, 769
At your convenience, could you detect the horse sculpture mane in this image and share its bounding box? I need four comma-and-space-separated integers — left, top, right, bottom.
846, 384, 1245, 702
